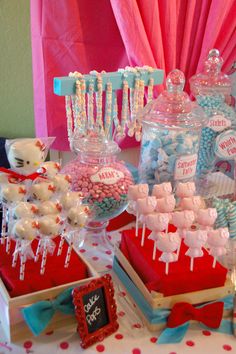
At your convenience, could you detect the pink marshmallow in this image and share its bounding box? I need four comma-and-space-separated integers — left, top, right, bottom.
155, 194, 176, 213
152, 182, 172, 198
175, 182, 196, 198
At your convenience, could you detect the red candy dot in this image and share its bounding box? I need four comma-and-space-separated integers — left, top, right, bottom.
79, 249, 86, 253
45, 330, 54, 335
150, 337, 157, 343
169, 352, 177, 354
132, 349, 141, 354
132, 323, 141, 329
60, 342, 69, 350
118, 291, 126, 297
92, 243, 98, 246
23, 341, 33, 349
118, 311, 125, 317
202, 330, 211, 336
106, 264, 112, 269
234, 313, 236, 318
223, 345, 232, 351
106, 250, 112, 255
115, 333, 123, 340
92, 256, 99, 261
96, 344, 105, 352
186, 340, 195, 347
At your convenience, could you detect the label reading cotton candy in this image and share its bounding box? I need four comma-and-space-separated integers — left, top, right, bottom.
174, 154, 198, 180
207, 115, 231, 132
90, 167, 124, 185
215, 130, 236, 159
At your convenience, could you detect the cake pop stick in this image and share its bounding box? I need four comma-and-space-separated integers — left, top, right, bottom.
184, 230, 208, 272
175, 182, 196, 198
136, 197, 157, 246
127, 184, 149, 236
156, 232, 181, 274
196, 208, 217, 230
208, 228, 229, 268
146, 213, 170, 260
152, 182, 172, 198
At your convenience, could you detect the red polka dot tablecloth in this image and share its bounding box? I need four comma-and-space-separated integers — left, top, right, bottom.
0, 229, 235, 354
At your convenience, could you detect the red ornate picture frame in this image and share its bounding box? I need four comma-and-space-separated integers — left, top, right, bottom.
72, 274, 119, 348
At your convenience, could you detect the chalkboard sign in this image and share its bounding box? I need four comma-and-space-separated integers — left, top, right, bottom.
73, 274, 119, 348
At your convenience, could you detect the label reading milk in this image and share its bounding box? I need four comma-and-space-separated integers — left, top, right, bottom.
214, 130, 236, 159
207, 114, 231, 132
90, 167, 124, 185
174, 154, 198, 180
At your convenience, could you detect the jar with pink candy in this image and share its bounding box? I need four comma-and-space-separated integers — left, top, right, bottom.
62, 135, 134, 234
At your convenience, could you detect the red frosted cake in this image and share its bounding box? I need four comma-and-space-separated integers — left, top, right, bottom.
120, 227, 228, 296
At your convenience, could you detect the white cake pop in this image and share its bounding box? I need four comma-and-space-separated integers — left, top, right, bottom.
31, 181, 56, 201
60, 191, 83, 210
38, 200, 62, 216
155, 194, 176, 213
184, 230, 208, 271
196, 208, 217, 230
39, 161, 61, 179
13, 202, 38, 219
179, 196, 205, 212
156, 232, 181, 274
53, 174, 72, 193
152, 182, 172, 198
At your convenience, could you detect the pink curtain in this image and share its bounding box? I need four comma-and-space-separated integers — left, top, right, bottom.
31, 0, 236, 151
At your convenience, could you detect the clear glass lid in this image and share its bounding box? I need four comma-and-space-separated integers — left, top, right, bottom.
141, 69, 206, 128
189, 49, 232, 96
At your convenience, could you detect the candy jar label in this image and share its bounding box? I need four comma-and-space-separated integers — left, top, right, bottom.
90, 167, 124, 185
207, 114, 231, 132
174, 154, 198, 180
215, 130, 236, 159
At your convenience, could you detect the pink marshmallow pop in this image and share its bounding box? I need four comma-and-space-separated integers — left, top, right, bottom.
179, 196, 205, 212
146, 213, 170, 260
171, 210, 195, 257
37, 215, 63, 274
175, 182, 196, 198
11, 218, 38, 279
1, 183, 27, 252
152, 182, 172, 198
196, 208, 217, 230
155, 194, 176, 215
208, 228, 229, 268
136, 197, 157, 246
156, 232, 181, 274
64, 205, 90, 267
127, 184, 149, 236
184, 230, 208, 272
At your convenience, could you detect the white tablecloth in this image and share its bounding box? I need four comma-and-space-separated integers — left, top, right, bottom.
0, 229, 235, 354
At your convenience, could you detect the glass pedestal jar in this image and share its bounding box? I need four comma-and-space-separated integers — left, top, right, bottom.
62, 136, 134, 245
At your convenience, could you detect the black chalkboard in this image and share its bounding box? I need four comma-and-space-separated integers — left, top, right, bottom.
83, 287, 109, 333
73, 274, 119, 348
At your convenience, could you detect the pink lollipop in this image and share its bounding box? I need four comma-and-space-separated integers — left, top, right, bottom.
127, 184, 149, 236
175, 182, 196, 198
152, 182, 172, 198
196, 208, 217, 230
136, 197, 157, 246
179, 196, 205, 212
146, 213, 170, 260
12, 218, 38, 279
156, 232, 181, 274
208, 228, 229, 268
184, 230, 208, 271
155, 194, 176, 214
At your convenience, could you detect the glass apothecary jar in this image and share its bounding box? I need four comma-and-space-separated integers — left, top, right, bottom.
62, 135, 134, 236
138, 69, 206, 190
190, 49, 236, 185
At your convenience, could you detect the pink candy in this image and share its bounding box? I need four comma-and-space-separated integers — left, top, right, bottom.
152, 182, 172, 198
175, 182, 196, 198
155, 194, 176, 213
196, 208, 217, 229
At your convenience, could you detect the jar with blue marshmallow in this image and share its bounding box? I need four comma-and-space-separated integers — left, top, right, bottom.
190, 49, 236, 189
139, 69, 206, 190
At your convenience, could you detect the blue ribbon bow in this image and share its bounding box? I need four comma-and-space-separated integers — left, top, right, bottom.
21, 287, 75, 336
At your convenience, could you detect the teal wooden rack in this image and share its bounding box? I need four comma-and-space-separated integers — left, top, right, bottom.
54, 69, 164, 96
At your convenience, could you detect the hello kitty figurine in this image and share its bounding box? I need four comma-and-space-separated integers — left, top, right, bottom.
38, 201, 62, 216
152, 182, 172, 198
31, 181, 56, 201
1, 184, 27, 204
196, 208, 217, 230
39, 161, 61, 179
179, 196, 205, 212
60, 191, 83, 210
175, 182, 196, 198
53, 174, 72, 193
7, 138, 46, 175
13, 202, 38, 219
155, 194, 176, 213
208, 228, 229, 257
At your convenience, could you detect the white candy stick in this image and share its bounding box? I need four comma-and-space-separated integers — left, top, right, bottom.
1, 205, 7, 244
57, 235, 65, 256
190, 257, 194, 272
213, 257, 217, 268
152, 241, 157, 260
64, 241, 73, 268
20, 252, 26, 280
34, 239, 42, 262
141, 222, 146, 247
12, 239, 20, 267
40, 244, 48, 275
6, 235, 11, 254
135, 212, 139, 237
165, 262, 169, 275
